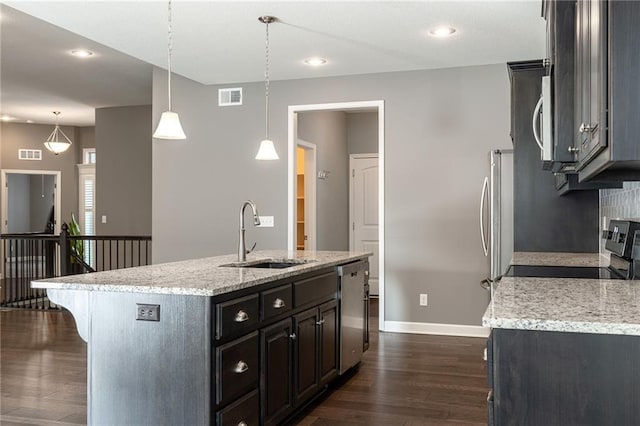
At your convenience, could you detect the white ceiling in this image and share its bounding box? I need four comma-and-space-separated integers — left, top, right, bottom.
1, 1, 545, 126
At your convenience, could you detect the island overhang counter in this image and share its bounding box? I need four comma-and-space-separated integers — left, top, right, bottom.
32, 250, 371, 426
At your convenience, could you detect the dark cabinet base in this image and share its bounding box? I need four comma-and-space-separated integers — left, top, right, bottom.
491, 329, 640, 425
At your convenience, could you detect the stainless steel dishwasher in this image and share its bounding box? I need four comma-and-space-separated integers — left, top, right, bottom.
338, 260, 366, 374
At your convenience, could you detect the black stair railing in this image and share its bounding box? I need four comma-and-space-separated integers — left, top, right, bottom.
1, 224, 151, 309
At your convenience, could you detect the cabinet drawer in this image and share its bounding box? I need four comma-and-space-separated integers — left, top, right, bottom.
216, 332, 259, 406
216, 294, 259, 339
294, 272, 337, 307
261, 284, 292, 320
216, 389, 259, 426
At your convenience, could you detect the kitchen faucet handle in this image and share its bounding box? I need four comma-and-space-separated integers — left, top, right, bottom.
246, 242, 257, 254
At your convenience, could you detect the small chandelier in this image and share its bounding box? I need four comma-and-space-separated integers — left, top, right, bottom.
44, 111, 72, 155
153, 0, 186, 140
255, 16, 279, 160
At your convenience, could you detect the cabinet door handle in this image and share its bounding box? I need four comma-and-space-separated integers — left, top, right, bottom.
487, 390, 494, 402
273, 298, 286, 309
315, 319, 325, 326
568, 146, 580, 153
289, 333, 296, 340
234, 360, 249, 374
238, 422, 248, 426
234, 310, 249, 322
483, 347, 488, 361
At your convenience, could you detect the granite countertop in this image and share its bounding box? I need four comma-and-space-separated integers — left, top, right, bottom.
32, 250, 370, 297
483, 276, 640, 335
511, 251, 609, 267
483, 251, 640, 336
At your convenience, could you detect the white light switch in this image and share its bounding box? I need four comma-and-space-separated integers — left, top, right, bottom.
101, 215, 107, 224
257, 216, 274, 227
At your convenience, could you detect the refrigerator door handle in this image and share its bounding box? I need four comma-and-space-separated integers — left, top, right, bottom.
480, 176, 489, 257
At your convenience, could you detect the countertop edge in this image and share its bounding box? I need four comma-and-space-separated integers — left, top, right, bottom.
482, 316, 640, 337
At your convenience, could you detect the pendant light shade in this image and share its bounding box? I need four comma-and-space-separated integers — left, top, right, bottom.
256, 16, 279, 160
153, 111, 186, 139
44, 111, 72, 155
256, 139, 279, 160
153, 0, 186, 140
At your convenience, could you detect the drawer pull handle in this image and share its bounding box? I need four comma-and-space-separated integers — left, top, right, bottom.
238, 422, 248, 426
487, 389, 494, 402
483, 347, 488, 361
234, 361, 249, 374
273, 298, 286, 309
289, 333, 296, 340
234, 310, 249, 322
315, 319, 325, 326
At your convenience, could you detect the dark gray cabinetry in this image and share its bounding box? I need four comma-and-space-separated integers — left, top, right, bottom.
213, 265, 349, 425
543, 0, 577, 169
508, 61, 599, 253
573, 0, 640, 181
488, 328, 640, 425
261, 318, 294, 426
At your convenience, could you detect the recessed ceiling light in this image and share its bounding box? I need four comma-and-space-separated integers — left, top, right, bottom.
429, 26, 457, 37
0, 115, 16, 122
70, 49, 94, 58
304, 57, 328, 67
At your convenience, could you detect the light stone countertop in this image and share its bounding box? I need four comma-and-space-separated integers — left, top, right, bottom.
482, 276, 640, 335
32, 250, 370, 297
511, 251, 609, 267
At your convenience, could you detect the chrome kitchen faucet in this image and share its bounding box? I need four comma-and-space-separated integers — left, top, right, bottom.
238, 200, 260, 262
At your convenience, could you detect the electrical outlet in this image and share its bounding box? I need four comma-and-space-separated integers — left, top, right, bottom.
101, 215, 107, 224
136, 304, 160, 321
419, 294, 428, 307
257, 216, 274, 227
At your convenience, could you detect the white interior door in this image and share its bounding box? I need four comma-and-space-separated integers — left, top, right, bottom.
350, 155, 379, 295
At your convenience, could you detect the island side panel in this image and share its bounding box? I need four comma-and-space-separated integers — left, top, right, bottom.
88, 292, 211, 425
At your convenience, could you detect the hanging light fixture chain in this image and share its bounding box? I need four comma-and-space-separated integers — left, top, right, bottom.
167, 0, 173, 111
264, 18, 270, 140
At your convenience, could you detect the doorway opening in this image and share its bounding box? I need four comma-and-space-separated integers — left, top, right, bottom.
287, 100, 385, 331
1, 170, 62, 235
295, 141, 317, 251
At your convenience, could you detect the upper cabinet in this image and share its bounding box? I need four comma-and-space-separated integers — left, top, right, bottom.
571, 0, 640, 181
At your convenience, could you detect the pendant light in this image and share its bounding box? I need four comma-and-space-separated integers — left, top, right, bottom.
44, 111, 72, 155
255, 16, 279, 160
153, 0, 186, 140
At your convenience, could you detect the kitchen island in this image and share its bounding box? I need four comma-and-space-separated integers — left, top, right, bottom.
482, 252, 640, 425
32, 250, 370, 426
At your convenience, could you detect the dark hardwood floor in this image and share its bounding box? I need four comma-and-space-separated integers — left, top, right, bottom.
1, 300, 488, 425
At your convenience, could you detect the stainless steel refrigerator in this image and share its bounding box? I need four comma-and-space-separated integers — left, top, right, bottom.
480, 149, 514, 292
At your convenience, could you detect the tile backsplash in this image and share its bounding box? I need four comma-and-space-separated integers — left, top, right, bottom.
599, 182, 640, 255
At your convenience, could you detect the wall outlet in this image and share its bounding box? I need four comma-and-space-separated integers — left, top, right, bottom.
136, 304, 160, 321
419, 294, 428, 307
257, 216, 274, 227
101, 215, 107, 224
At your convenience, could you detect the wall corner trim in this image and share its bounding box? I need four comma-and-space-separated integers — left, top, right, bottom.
383, 320, 490, 338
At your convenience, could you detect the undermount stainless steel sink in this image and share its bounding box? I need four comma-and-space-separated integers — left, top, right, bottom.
220, 259, 315, 269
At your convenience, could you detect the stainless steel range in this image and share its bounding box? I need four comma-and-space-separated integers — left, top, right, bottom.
504, 220, 640, 280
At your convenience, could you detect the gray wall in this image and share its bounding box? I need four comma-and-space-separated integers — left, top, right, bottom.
152, 64, 512, 326
298, 111, 349, 251
95, 105, 152, 236
7, 174, 30, 233
29, 174, 55, 231
78, 126, 96, 150
346, 112, 379, 155
1, 122, 82, 226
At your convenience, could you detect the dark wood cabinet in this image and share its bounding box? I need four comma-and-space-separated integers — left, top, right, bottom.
488, 328, 640, 425
293, 308, 320, 404
319, 300, 338, 385
574, 0, 607, 167
572, 0, 640, 181
261, 318, 294, 426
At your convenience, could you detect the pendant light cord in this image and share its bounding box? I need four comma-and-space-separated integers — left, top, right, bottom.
167, 0, 173, 111
264, 18, 270, 140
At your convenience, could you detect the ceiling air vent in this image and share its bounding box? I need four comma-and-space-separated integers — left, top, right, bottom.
18, 149, 42, 160
218, 88, 243, 106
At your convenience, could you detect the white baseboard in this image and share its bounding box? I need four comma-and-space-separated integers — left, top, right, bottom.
383, 320, 490, 338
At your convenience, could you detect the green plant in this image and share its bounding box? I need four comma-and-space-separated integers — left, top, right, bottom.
69, 213, 84, 261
